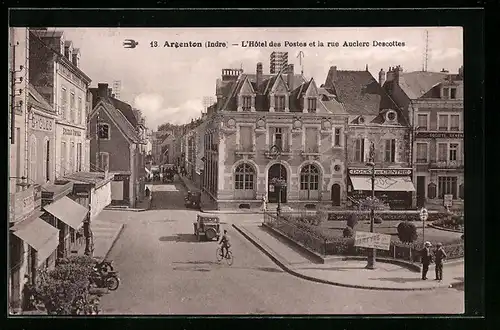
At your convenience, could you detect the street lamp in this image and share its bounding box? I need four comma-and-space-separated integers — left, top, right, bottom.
366, 142, 376, 270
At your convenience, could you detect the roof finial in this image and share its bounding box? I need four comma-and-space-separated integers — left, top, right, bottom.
365, 64, 368, 71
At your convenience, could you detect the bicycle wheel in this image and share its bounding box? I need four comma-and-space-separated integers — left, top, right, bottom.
106, 275, 120, 291
225, 251, 233, 266
216, 247, 223, 262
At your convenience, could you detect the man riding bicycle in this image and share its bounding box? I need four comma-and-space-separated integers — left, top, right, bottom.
219, 230, 231, 258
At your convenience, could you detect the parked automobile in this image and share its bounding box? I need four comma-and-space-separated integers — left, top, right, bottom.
193, 214, 220, 241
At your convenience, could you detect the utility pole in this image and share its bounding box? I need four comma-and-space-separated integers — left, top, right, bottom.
366, 142, 377, 270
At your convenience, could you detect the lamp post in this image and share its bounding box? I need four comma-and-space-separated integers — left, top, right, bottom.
366, 142, 377, 270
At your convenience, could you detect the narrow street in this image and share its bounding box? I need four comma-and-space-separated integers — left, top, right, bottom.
99, 178, 464, 315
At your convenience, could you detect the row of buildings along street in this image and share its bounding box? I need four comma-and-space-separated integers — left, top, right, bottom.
8, 28, 151, 310
157, 52, 464, 212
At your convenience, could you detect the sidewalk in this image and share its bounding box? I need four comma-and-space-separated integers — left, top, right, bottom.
234, 223, 464, 291
104, 196, 152, 212
91, 214, 125, 259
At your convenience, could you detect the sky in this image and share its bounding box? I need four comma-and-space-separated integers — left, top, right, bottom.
56, 27, 463, 129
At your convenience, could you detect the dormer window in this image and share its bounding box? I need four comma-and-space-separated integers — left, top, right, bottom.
450, 88, 457, 99
242, 96, 251, 111
275, 95, 285, 112
307, 97, 317, 113
442, 88, 450, 99
385, 110, 397, 123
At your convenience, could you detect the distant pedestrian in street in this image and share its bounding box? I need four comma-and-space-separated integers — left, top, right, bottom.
434, 242, 447, 281
261, 193, 267, 212
421, 241, 433, 280
145, 187, 150, 197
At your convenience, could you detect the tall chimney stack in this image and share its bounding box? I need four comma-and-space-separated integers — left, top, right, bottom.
287, 64, 295, 90
256, 62, 263, 90
379, 68, 386, 86
97, 83, 109, 98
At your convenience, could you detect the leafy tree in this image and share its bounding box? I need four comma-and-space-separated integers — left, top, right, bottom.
397, 221, 418, 243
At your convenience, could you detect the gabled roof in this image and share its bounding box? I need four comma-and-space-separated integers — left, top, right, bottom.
110, 97, 139, 127
396, 71, 450, 99
325, 69, 398, 115
91, 100, 140, 143
28, 84, 54, 113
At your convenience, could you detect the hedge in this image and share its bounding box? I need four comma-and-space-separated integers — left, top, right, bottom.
265, 214, 464, 262
327, 211, 448, 222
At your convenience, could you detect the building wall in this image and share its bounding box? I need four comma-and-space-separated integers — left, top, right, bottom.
9, 27, 31, 310
27, 109, 56, 185
90, 180, 112, 221
412, 98, 464, 210
207, 112, 349, 208
88, 107, 131, 172
10, 28, 30, 193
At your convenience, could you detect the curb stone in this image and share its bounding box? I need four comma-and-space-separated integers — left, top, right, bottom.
101, 224, 125, 259
233, 224, 462, 291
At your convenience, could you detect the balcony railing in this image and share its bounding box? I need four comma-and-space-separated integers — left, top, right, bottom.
429, 160, 464, 169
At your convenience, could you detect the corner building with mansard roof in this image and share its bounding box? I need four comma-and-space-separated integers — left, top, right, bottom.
202, 60, 350, 210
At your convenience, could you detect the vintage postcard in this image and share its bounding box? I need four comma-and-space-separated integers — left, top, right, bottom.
9, 26, 465, 315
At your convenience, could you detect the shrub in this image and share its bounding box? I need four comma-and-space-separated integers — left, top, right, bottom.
35, 258, 93, 315
343, 227, 354, 238
374, 216, 383, 224
397, 221, 418, 243
347, 214, 359, 229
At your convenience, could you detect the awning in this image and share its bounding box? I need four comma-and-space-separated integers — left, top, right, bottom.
350, 176, 416, 192
11, 217, 60, 266
43, 196, 88, 230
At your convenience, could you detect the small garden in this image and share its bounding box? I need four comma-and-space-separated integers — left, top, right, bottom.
264, 197, 464, 263
23, 255, 102, 315
431, 213, 464, 232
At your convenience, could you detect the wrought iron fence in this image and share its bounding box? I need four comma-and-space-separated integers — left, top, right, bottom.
263, 211, 327, 256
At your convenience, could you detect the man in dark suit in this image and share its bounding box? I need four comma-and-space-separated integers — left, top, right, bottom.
434, 242, 447, 281
421, 241, 433, 280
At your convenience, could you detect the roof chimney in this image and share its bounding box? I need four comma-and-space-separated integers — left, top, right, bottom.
458, 65, 463, 78
326, 66, 337, 86
108, 88, 113, 97
256, 62, 263, 89
440, 68, 449, 73
379, 68, 386, 86
97, 83, 109, 98
72, 48, 80, 67
287, 64, 295, 90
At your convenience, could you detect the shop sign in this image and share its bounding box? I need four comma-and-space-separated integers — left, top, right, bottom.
114, 174, 129, 181
444, 194, 453, 207
31, 113, 54, 132
63, 128, 82, 136
11, 187, 35, 222
415, 132, 464, 139
348, 168, 412, 176
354, 231, 391, 251
73, 184, 90, 198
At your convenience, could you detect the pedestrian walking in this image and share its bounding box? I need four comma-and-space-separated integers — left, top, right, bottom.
420, 241, 433, 280
261, 193, 267, 211
434, 242, 447, 281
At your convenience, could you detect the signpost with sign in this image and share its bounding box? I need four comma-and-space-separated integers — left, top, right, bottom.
354, 231, 391, 251
420, 207, 428, 243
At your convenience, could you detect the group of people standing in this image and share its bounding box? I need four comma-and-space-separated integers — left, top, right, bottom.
420, 241, 448, 281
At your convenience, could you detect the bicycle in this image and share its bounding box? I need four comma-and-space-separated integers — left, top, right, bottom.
216, 246, 233, 266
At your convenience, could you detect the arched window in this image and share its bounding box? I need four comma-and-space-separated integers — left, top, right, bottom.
235, 163, 255, 190
300, 164, 320, 200
29, 135, 37, 183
